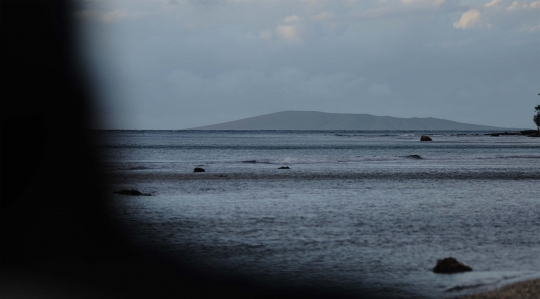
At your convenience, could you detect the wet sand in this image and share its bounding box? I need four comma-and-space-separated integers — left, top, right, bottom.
453, 278, 540, 299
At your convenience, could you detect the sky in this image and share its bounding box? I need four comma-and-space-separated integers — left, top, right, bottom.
76, 0, 540, 130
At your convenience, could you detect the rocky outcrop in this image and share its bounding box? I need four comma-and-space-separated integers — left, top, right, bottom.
194, 167, 205, 172
420, 135, 432, 141
521, 130, 538, 135
485, 131, 539, 137
278, 166, 290, 169
114, 189, 151, 196
433, 257, 472, 274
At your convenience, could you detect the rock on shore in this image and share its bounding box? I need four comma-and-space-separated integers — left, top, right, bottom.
433, 257, 472, 274
113, 189, 152, 196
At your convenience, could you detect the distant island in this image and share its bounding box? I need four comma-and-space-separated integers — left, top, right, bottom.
186, 111, 524, 131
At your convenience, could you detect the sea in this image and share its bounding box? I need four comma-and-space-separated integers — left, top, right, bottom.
95, 130, 540, 299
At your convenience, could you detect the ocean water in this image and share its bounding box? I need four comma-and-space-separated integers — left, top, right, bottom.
96, 130, 540, 298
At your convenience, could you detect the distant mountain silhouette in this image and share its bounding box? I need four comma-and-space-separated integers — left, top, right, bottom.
187, 111, 521, 131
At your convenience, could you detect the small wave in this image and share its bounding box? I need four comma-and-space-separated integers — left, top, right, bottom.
474, 155, 540, 160
334, 134, 368, 138
233, 154, 538, 165
240, 155, 429, 165
241, 160, 271, 164
270, 156, 400, 164
335, 133, 396, 138
445, 283, 487, 292
444, 275, 521, 293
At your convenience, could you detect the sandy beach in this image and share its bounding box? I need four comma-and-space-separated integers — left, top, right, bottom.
452, 278, 540, 299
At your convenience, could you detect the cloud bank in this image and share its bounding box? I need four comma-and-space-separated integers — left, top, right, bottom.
77, 0, 540, 129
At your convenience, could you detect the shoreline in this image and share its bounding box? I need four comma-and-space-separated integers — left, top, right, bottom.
481, 130, 540, 137
452, 278, 540, 299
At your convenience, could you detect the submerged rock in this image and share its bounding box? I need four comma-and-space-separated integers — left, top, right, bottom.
420, 135, 432, 141
405, 154, 423, 159
114, 189, 151, 196
278, 166, 290, 169
486, 132, 522, 136
433, 257, 472, 274
242, 160, 257, 163
194, 167, 205, 172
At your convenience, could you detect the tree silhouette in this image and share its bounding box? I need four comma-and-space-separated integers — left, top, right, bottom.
534, 104, 540, 131
535, 92, 540, 131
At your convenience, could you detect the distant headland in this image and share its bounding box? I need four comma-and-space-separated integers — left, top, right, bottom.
186, 111, 525, 131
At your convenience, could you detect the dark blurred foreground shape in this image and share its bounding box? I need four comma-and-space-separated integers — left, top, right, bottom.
0, 2, 392, 298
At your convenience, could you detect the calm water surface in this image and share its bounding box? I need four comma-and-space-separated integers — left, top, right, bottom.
96, 130, 540, 298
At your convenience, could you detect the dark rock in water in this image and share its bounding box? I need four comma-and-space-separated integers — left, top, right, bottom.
433, 257, 472, 274
127, 166, 147, 170
405, 154, 423, 159
521, 130, 538, 135
278, 166, 290, 169
114, 189, 151, 196
242, 160, 257, 163
499, 132, 521, 136
194, 167, 205, 172
485, 132, 522, 136
420, 135, 432, 141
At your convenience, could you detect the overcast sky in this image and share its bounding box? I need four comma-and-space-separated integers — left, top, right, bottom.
76, 0, 540, 129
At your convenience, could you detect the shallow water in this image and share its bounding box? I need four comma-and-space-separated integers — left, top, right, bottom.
97, 130, 540, 298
